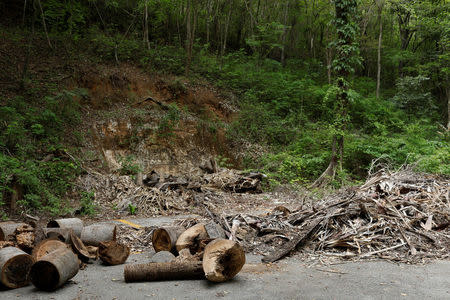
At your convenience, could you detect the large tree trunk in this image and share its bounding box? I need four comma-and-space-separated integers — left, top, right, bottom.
311, 137, 338, 188
313, 0, 356, 187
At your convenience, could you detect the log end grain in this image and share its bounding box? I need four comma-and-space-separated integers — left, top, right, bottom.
29, 247, 79, 291
0, 247, 34, 289
32, 239, 68, 261
202, 239, 245, 282
29, 260, 60, 291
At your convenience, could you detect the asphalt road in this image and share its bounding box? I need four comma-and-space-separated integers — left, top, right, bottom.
2, 217, 449, 299
2, 253, 449, 300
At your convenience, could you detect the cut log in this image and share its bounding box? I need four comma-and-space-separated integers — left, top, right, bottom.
98, 240, 130, 265
202, 239, 245, 282
0, 247, 34, 289
30, 247, 79, 291
152, 227, 185, 254
32, 239, 68, 261
69, 232, 95, 262
47, 218, 83, 237
43, 228, 71, 242
176, 223, 209, 254
124, 261, 204, 283
81, 224, 117, 246
0, 222, 27, 241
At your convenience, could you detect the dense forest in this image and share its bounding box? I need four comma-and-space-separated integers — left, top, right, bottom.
0, 0, 449, 216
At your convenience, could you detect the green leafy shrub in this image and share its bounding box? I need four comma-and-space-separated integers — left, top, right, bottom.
158, 103, 181, 137
79, 191, 97, 216
118, 155, 142, 176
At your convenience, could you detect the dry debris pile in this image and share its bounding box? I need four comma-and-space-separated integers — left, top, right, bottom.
218, 169, 449, 263
0, 218, 129, 291
78, 168, 264, 216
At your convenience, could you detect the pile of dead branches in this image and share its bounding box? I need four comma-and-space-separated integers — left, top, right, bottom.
218, 169, 449, 263
78, 168, 264, 216
78, 173, 190, 215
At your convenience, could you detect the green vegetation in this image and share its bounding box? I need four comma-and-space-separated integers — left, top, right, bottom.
79, 191, 97, 216
118, 155, 142, 176
0, 89, 86, 214
157, 103, 181, 137
0, 0, 449, 216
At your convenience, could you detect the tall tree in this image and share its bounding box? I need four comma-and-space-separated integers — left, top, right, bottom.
313, 0, 361, 187
374, 0, 384, 99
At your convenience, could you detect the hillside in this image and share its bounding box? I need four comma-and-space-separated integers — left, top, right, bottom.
0, 0, 449, 219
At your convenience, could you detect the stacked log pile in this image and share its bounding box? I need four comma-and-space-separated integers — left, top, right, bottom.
0, 218, 129, 291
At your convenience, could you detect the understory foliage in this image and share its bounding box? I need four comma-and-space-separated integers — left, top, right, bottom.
0, 0, 448, 210
0, 89, 87, 215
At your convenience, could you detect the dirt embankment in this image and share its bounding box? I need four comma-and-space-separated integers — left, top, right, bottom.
71, 64, 240, 177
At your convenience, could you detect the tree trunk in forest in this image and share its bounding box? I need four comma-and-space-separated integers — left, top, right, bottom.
185, 0, 196, 76
281, 0, 289, 66
375, 0, 384, 99
393, 4, 414, 76
206, 0, 212, 45
447, 85, 450, 130
220, 2, 232, 61
312, 0, 357, 188
326, 47, 332, 85
144, 1, 150, 50
36, 0, 51, 49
